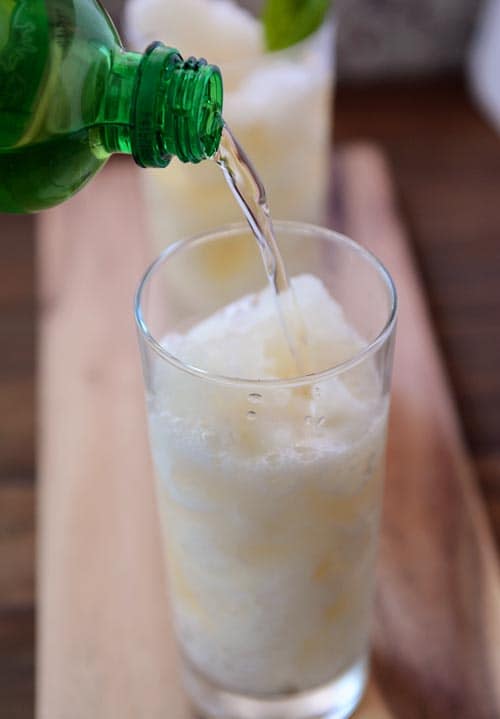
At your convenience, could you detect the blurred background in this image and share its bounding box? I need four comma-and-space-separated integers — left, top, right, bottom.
111, 0, 485, 80
1, 0, 499, 715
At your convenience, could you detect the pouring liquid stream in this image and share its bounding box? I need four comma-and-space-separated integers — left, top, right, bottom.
215, 125, 310, 376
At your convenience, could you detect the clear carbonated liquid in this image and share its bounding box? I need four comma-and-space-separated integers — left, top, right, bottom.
215, 125, 309, 375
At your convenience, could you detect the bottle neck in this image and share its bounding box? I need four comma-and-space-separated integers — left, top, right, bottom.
100, 43, 224, 167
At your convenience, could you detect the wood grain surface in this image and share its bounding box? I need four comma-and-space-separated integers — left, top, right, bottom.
37, 147, 500, 718
0, 212, 35, 719
335, 78, 500, 548
0, 215, 35, 479
336, 146, 500, 719
37, 167, 186, 719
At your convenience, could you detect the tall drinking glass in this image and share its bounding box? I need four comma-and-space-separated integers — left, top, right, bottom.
135, 222, 397, 719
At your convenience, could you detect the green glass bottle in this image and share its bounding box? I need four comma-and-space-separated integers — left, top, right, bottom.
0, 0, 224, 213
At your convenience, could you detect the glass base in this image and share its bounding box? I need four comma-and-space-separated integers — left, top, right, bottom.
183, 658, 368, 719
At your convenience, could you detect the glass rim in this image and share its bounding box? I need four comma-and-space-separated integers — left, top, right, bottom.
134, 221, 398, 388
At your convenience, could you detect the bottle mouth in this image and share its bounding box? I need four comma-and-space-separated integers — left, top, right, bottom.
168, 54, 224, 163
132, 43, 224, 168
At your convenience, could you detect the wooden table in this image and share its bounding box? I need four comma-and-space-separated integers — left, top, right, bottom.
335, 78, 500, 543
1, 77, 500, 718
34, 143, 499, 718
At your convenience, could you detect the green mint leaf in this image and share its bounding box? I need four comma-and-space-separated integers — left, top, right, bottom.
262, 0, 331, 52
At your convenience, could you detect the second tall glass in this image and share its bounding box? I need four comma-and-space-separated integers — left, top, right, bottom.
125, 0, 335, 248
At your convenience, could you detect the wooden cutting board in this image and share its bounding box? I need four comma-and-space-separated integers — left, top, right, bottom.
37, 145, 500, 719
